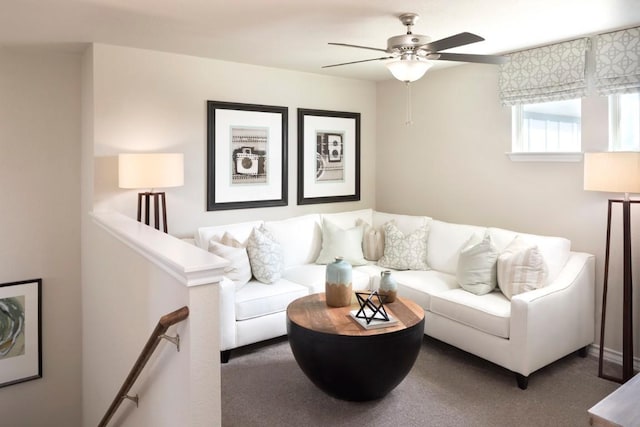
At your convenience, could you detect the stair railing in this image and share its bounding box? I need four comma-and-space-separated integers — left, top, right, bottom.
98, 306, 189, 427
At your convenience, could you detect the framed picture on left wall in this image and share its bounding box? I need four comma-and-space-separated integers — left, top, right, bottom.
0, 278, 42, 388
207, 100, 288, 210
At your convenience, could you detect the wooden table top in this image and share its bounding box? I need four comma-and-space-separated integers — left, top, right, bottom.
287, 293, 424, 337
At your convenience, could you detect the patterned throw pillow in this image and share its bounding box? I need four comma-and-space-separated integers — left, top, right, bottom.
246, 225, 284, 284
356, 218, 385, 261
209, 234, 252, 288
378, 221, 429, 270
497, 236, 548, 300
457, 234, 499, 295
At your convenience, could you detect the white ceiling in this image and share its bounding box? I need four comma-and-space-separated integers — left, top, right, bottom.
1, 0, 639, 81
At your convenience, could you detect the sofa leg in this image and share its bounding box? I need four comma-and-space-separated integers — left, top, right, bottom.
577, 346, 589, 358
221, 350, 231, 364
515, 373, 528, 390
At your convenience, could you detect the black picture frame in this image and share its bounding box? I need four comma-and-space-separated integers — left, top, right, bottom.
297, 109, 361, 205
207, 100, 288, 211
0, 278, 42, 388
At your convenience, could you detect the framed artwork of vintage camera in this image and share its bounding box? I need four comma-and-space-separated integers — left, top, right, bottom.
297, 108, 360, 205
207, 101, 288, 210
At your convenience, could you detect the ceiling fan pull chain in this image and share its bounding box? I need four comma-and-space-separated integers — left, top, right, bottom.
405, 82, 413, 126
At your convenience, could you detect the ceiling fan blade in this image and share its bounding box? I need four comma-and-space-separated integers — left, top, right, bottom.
430, 52, 508, 64
322, 56, 394, 68
423, 32, 485, 52
328, 42, 388, 53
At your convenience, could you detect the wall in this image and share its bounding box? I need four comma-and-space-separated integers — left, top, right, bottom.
0, 49, 81, 425
376, 63, 639, 360
91, 44, 378, 238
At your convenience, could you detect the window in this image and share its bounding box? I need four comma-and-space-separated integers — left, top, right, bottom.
609, 93, 640, 151
512, 99, 582, 153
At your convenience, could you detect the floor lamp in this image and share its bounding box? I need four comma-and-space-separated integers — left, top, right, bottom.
118, 153, 184, 233
584, 152, 640, 383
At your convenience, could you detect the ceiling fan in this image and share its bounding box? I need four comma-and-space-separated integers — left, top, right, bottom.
323, 13, 508, 82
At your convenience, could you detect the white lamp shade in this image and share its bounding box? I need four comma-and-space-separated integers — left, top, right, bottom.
385, 58, 433, 82
584, 152, 640, 194
119, 153, 184, 189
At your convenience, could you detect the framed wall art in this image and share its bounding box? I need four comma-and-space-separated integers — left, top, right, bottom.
297, 109, 360, 205
207, 101, 288, 210
0, 278, 42, 388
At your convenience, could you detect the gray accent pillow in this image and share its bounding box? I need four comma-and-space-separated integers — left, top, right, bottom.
457, 234, 499, 295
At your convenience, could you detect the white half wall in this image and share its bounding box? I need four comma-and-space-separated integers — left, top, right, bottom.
91, 44, 377, 238
83, 212, 226, 426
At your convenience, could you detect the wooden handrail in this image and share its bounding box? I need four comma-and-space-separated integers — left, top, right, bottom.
98, 306, 189, 427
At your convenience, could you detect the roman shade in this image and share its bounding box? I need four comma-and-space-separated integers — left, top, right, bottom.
594, 26, 640, 95
499, 38, 589, 105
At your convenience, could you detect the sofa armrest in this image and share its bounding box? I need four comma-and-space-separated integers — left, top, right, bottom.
509, 252, 595, 375
218, 276, 237, 351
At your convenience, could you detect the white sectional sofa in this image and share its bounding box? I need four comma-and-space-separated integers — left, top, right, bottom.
194, 209, 595, 389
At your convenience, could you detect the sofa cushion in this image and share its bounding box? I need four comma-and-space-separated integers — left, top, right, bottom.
430, 288, 511, 338
497, 236, 548, 300
195, 220, 263, 249
209, 236, 252, 288
264, 214, 322, 269
456, 233, 499, 295
321, 209, 373, 229
356, 218, 385, 261
390, 270, 460, 310
372, 211, 431, 235
246, 225, 284, 284
427, 220, 487, 275
235, 279, 308, 321
489, 227, 570, 284
315, 219, 367, 266
378, 221, 429, 270
283, 264, 371, 294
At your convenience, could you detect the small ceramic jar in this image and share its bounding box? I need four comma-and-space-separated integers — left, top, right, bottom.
378, 270, 398, 303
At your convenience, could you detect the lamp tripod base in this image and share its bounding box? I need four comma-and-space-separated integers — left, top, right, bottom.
599, 198, 636, 383
137, 192, 168, 233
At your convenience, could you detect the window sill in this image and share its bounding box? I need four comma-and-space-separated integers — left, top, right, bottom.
506, 152, 583, 162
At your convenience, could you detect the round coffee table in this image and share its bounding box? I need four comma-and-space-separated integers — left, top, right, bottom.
286, 292, 425, 401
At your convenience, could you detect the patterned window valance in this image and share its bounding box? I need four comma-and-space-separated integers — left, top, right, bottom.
499, 38, 589, 106
594, 26, 640, 95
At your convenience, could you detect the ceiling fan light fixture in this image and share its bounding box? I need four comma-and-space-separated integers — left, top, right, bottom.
385, 57, 432, 82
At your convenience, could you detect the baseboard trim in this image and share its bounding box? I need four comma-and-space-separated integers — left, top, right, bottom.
587, 344, 640, 371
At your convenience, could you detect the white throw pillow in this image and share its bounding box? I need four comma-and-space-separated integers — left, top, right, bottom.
457, 234, 499, 295
315, 219, 367, 266
209, 234, 252, 288
378, 221, 429, 270
356, 218, 385, 261
246, 225, 284, 284
497, 236, 548, 300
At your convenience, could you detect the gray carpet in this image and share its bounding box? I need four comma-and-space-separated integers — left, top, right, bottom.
221, 336, 618, 426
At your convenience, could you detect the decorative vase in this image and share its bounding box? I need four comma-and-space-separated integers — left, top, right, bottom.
325, 256, 353, 307
378, 270, 398, 303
